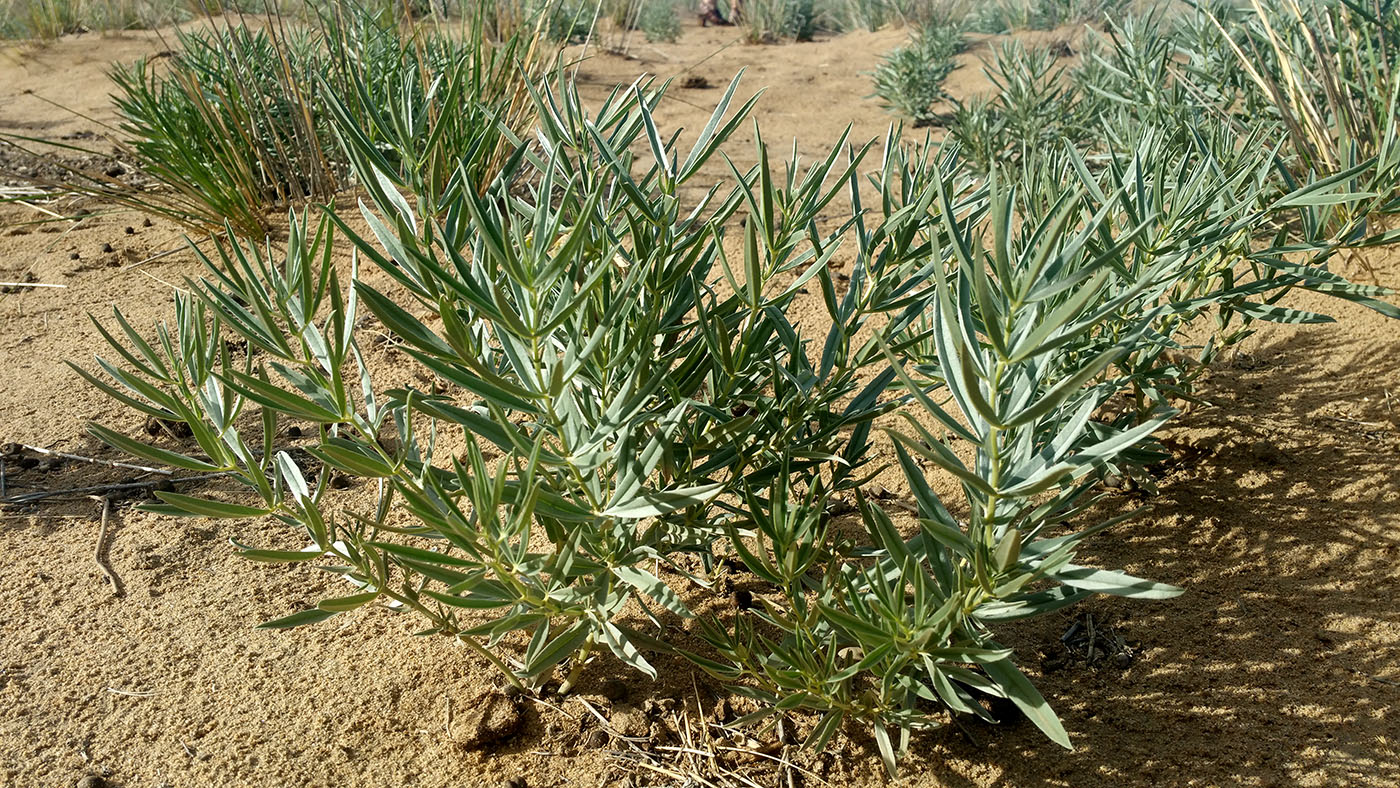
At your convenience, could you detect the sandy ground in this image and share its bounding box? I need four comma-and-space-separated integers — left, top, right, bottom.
1, 17, 1399, 788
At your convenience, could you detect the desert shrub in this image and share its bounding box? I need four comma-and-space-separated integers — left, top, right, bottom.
2, 1, 545, 236
535, 0, 592, 42
871, 24, 965, 125
947, 41, 1091, 171
636, 0, 679, 40
0, 0, 190, 38
820, 0, 947, 31
316, 4, 538, 217
1070, 12, 1203, 150
965, 0, 1126, 33
1182, 0, 1400, 226
743, 0, 821, 42
71, 47, 1400, 773
76, 75, 921, 708
1067, 1, 1400, 236
821, 0, 887, 31
103, 23, 340, 235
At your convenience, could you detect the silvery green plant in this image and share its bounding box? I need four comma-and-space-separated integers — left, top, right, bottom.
871, 25, 965, 127
690, 130, 1398, 773
637, 0, 680, 42
72, 75, 920, 691
72, 74, 1399, 777
948, 41, 1092, 173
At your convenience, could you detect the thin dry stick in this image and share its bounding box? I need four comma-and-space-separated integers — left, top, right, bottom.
1, 471, 231, 505
15, 444, 174, 476
92, 496, 124, 597
0, 281, 66, 289
123, 232, 223, 270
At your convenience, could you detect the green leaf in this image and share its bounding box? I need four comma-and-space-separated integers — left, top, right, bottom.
220, 370, 342, 423
612, 565, 692, 618
602, 621, 657, 678
154, 491, 269, 519
257, 608, 338, 629
317, 592, 380, 612
982, 657, 1072, 749
87, 423, 223, 472
1232, 301, 1334, 324
522, 621, 590, 678
601, 482, 723, 519
1049, 564, 1183, 599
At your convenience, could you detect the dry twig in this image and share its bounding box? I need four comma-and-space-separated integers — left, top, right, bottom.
91, 496, 124, 597
13, 443, 174, 475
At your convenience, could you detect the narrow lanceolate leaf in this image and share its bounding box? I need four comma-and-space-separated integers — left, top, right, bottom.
87, 423, 223, 472
234, 546, 326, 563
353, 282, 456, 357
317, 591, 380, 612
153, 490, 270, 519
600, 482, 724, 519
305, 442, 396, 478
523, 621, 590, 678
219, 370, 343, 423
1048, 564, 1182, 599
601, 620, 657, 678
1232, 301, 1334, 324
424, 588, 515, 609
257, 608, 338, 629
612, 565, 691, 618
982, 657, 1072, 750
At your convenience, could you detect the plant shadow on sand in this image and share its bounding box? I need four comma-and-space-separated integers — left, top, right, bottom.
892, 325, 1400, 788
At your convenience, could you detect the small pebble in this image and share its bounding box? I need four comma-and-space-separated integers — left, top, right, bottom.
104, 165, 125, 177
101, 243, 114, 253
124, 226, 135, 235
142, 217, 153, 227
69, 252, 80, 260
76, 776, 106, 788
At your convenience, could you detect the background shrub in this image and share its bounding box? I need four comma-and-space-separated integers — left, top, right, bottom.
871, 24, 964, 125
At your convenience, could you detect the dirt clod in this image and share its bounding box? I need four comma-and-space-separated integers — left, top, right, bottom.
609, 702, 649, 738
450, 691, 523, 750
